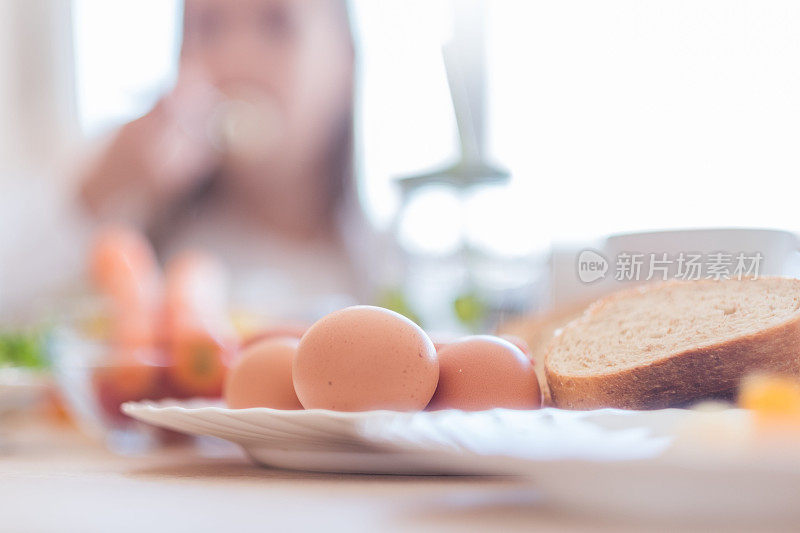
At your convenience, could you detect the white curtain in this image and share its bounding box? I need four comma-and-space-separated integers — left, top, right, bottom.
0, 0, 84, 317
0, 0, 78, 176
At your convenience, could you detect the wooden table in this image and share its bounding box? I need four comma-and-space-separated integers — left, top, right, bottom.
0, 412, 770, 532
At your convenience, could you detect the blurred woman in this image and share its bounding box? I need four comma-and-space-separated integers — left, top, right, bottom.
79, 0, 370, 319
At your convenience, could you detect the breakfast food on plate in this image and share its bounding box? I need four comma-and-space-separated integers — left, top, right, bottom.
293, 305, 438, 411
163, 250, 237, 398
225, 337, 303, 409
497, 301, 590, 405
545, 278, 800, 410
427, 336, 541, 411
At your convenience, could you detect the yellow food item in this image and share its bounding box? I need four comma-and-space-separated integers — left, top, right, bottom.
738, 374, 800, 418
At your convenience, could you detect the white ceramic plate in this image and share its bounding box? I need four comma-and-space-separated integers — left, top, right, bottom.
122, 400, 800, 524
123, 401, 676, 475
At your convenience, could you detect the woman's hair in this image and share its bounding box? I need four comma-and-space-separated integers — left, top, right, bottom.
322, 0, 356, 225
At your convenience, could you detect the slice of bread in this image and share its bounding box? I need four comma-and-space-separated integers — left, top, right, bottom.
545, 278, 800, 410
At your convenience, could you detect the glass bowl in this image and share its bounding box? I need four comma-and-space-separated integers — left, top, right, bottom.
48, 326, 203, 453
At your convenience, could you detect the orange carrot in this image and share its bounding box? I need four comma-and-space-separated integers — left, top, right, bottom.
163, 250, 237, 398
89, 225, 162, 347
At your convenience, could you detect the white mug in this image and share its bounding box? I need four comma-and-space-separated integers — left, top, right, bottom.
549, 228, 800, 309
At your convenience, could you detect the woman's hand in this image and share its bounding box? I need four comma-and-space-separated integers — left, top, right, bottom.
80, 64, 222, 227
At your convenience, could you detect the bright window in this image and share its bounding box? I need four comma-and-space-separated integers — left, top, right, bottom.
72, 0, 181, 137
487, 0, 800, 248
71, 1, 800, 255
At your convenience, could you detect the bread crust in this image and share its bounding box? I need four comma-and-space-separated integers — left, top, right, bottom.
545, 280, 800, 410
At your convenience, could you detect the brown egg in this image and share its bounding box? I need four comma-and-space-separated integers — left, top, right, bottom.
293, 306, 438, 411
427, 335, 541, 411
241, 323, 309, 349
224, 337, 303, 409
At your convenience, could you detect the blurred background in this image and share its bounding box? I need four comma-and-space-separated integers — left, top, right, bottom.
3, 0, 800, 331
2, 0, 800, 452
